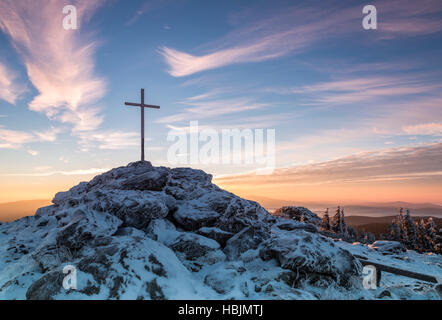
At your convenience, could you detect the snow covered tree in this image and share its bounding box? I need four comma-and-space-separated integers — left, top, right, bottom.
397, 207, 409, 244
357, 228, 375, 244
388, 219, 401, 241
346, 226, 358, 242
331, 206, 342, 234
403, 209, 419, 250
425, 218, 441, 253
416, 219, 432, 252
365, 231, 376, 244
321, 208, 331, 231
341, 207, 347, 235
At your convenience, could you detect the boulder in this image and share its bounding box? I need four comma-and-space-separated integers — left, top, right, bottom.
259, 226, 361, 287
196, 227, 233, 247
224, 226, 269, 259
274, 206, 322, 225
121, 168, 169, 191
369, 241, 407, 254
173, 203, 220, 231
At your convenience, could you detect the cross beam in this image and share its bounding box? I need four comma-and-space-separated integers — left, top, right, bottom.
124, 88, 160, 162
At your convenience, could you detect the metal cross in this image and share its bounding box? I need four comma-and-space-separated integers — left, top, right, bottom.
124, 88, 160, 161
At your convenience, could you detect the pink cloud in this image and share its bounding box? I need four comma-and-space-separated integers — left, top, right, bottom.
160, 1, 442, 77
0, 61, 25, 104
0, 0, 106, 131
0, 127, 34, 149
0, 125, 62, 149
216, 142, 442, 186
272, 75, 442, 105
403, 123, 442, 136
375, 0, 442, 37
159, 6, 360, 77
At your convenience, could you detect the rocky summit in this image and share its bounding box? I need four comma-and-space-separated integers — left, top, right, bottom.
0, 162, 363, 300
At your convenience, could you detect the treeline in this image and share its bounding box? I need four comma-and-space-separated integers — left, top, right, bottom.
383, 208, 441, 254
320, 206, 375, 244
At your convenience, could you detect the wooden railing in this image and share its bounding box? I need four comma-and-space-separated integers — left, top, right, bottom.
355, 254, 441, 298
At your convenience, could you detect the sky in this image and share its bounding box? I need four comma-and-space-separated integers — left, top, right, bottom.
0, 0, 441, 204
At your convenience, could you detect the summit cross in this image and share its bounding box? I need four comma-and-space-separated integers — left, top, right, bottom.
124, 88, 160, 162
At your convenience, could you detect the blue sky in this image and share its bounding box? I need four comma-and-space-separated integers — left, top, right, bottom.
0, 0, 442, 203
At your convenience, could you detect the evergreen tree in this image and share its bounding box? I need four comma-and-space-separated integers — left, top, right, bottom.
332, 206, 342, 234
417, 219, 428, 252
321, 208, 331, 231
425, 218, 440, 253
388, 219, 401, 241
360, 229, 367, 243
404, 209, 419, 250
347, 226, 358, 242
398, 207, 409, 244
365, 232, 375, 244
341, 207, 347, 235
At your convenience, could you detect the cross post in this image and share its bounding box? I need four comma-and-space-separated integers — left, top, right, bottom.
124, 89, 160, 161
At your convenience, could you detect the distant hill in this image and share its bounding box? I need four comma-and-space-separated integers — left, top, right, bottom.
0, 200, 51, 222
246, 195, 442, 218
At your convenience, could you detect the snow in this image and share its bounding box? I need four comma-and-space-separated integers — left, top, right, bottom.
0, 161, 440, 300
336, 240, 442, 299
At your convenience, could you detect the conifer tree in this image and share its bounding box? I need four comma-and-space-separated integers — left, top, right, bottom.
347, 226, 358, 242
398, 207, 409, 244
417, 219, 428, 252
365, 232, 375, 244
388, 219, 401, 241
332, 206, 342, 234
321, 208, 331, 231
425, 217, 440, 253
360, 229, 367, 243
404, 209, 418, 250
341, 207, 347, 235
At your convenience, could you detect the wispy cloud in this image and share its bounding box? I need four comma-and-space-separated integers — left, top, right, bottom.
2, 167, 110, 177
403, 123, 442, 136
0, 61, 25, 104
376, 0, 442, 38
160, 1, 442, 77
0, 126, 34, 149
216, 142, 442, 186
75, 130, 140, 151
33, 127, 62, 142
159, 6, 358, 77
271, 75, 442, 105
0, 0, 106, 132
158, 95, 269, 124
0, 125, 62, 149
27, 149, 39, 156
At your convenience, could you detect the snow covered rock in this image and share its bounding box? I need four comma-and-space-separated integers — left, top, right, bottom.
173, 201, 220, 231
368, 241, 407, 254
274, 206, 322, 225
224, 226, 269, 259
196, 227, 233, 247
259, 223, 361, 287
0, 161, 376, 300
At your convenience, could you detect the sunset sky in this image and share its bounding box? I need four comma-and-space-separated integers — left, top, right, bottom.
0, 0, 441, 205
